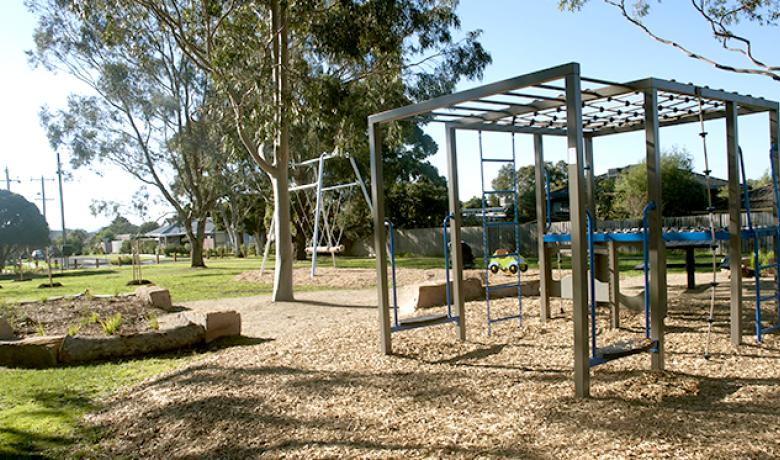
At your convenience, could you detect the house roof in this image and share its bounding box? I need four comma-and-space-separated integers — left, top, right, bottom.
146, 218, 217, 238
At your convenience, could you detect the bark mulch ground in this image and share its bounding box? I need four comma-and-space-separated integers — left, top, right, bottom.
84, 271, 780, 459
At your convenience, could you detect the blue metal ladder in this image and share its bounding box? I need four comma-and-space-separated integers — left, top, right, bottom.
478, 130, 522, 336
742, 146, 780, 342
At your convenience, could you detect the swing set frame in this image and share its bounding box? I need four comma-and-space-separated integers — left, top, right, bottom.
261, 152, 373, 277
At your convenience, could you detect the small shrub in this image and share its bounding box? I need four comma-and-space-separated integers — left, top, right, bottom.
145, 313, 159, 331
81, 312, 100, 326
120, 239, 133, 254
111, 256, 133, 266
67, 325, 80, 336
164, 245, 189, 257
140, 240, 158, 254
99, 313, 122, 336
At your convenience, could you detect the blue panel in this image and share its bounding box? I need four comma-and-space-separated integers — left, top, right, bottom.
543, 226, 780, 244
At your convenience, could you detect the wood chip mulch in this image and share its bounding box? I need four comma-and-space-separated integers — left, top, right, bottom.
83, 273, 780, 459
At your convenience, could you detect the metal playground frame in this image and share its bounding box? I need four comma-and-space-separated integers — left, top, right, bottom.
367, 62, 780, 398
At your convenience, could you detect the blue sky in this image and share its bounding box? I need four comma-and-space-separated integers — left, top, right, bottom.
1, 1, 778, 231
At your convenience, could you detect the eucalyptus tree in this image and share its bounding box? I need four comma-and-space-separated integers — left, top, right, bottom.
133, 0, 491, 300
29, 0, 223, 267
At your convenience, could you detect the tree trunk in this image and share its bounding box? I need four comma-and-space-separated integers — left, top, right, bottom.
252, 230, 263, 256
186, 218, 206, 268
269, 0, 293, 301
236, 231, 245, 258
294, 220, 307, 260
271, 174, 294, 301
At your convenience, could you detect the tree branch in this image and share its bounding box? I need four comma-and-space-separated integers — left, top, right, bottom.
604, 0, 780, 81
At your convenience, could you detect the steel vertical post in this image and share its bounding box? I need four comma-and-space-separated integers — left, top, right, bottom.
56, 152, 67, 270
445, 126, 466, 341
369, 123, 391, 354
644, 88, 666, 371
608, 241, 620, 328
584, 136, 596, 222
566, 68, 590, 398
726, 101, 743, 346
310, 153, 326, 277
772, 108, 780, 330
534, 134, 551, 323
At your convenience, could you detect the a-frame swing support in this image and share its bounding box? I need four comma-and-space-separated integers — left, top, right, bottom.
261, 152, 373, 277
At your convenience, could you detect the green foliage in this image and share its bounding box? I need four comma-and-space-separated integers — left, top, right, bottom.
66, 324, 80, 336
130, 0, 490, 247
491, 161, 569, 222
35, 322, 45, 337
80, 312, 99, 327
30, 0, 221, 269
145, 313, 159, 331
612, 147, 708, 218
120, 240, 133, 255
386, 177, 449, 228
99, 313, 122, 336
164, 245, 189, 257
53, 229, 89, 256
110, 256, 133, 266
0, 190, 50, 271
595, 176, 617, 218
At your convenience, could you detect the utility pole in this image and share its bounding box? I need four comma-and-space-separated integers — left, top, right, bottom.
4, 166, 21, 191
31, 176, 55, 221
56, 152, 68, 270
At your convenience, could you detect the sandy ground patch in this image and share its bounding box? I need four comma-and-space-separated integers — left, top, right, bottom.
235, 266, 540, 290
83, 270, 780, 459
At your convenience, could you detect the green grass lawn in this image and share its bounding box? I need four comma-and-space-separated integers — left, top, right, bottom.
0, 354, 197, 459
0, 251, 717, 305
0, 255, 453, 304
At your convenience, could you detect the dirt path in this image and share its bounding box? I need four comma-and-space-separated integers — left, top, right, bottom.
181, 289, 378, 340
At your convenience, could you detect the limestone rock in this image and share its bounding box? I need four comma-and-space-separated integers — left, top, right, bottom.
0, 317, 15, 340
135, 286, 174, 311
184, 311, 242, 343
398, 278, 483, 316
0, 336, 63, 368
58, 323, 205, 364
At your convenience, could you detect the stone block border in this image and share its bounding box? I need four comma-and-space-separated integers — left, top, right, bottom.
0, 310, 242, 369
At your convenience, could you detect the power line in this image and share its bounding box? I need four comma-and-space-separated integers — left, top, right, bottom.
56, 152, 68, 270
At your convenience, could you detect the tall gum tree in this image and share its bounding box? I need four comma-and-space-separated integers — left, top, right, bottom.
133, 0, 491, 301
29, 0, 222, 267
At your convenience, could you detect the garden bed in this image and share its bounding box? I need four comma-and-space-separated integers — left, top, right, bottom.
2, 293, 170, 339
